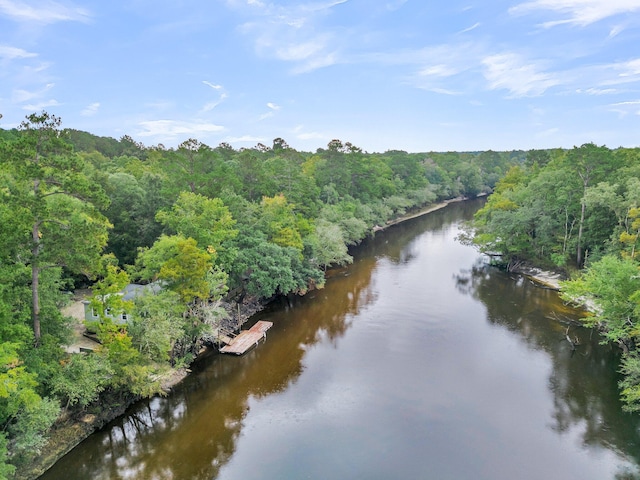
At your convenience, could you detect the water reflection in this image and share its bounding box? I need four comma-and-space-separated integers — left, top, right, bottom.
41, 198, 640, 480
456, 259, 640, 476
42, 231, 381, 480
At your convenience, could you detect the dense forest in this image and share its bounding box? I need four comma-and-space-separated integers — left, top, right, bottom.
0, 112, 520, 478
471, 143, 640, 412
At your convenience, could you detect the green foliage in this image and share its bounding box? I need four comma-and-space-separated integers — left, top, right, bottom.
2, 112, 110, 343
0, 342, 59, 467
128, 290, 185, 362
95, 323, 162, 396
156, 191, 238, 268
51, 354, 113, 409
260, 194, 305, 251
136, 235, 214, 302
0, 115, 531, 465
620, 352, 640, 412
309, 219, 353, 270
9, 397, 59, 464
232, 230, 322, 298
561, 256, 640, 347
89, 258, 132, 321
0, 432, 15, 480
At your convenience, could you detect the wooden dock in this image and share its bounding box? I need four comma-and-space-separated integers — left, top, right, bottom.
220, 320, 273, 355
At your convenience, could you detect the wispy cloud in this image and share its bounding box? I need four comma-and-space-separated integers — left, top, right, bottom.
615, 58, 640, 78
482, 53, 559, 97
200, 81, 228, 112
224, 134, 265, 144
293, 124, 324, 140
202, 80, 223, 90
81, 102, 100, 116
231, 0, 346, 73
259, 101, 281, 120
0, 44, 37, 60
535, 127, 560, 138
12, 82, 54, 103
576, 87, 617, 95
22, 98, 59, 110
201, 93, 228, 112
608, 99, 640, 116
398, 43, 483, 94
0, 0, 91, 24
137, 119, 225, 138
458, 22, 480, 34
509, 0, 640, 27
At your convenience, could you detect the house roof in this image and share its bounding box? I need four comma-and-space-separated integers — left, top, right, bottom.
81, 283, 162, 304
121, 283, 162, 300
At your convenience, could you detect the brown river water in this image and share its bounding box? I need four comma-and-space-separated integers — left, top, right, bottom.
41, 198, 640, 480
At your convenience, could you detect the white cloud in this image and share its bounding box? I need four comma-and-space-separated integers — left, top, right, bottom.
293, 124, 324, 140
22, 98, 59, 110
418, 64, 460, 77
81, 102, 100, 116
458, 22, 480, 34
202, 80, 223, 90
200, 82, 228, 112
201, 93, 228, 112
12, 82, 54, 103
259, 101, 281, 120
535, 127, 560, 138
0, 0, 91, 24
608, 100, 640, 116
609, 24, 625, 37
482, 53, 559, 97
616, 58, 640, 78
231, 1, 344, 73
224, 134, 265, 143
576, 87, 617, 95
0, 44, 37, 60
137, 119, 225, 138
509, 0, 640, 27
297, 131, 325, 140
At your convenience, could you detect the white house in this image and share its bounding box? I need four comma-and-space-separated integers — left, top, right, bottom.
82, 283, 160, 325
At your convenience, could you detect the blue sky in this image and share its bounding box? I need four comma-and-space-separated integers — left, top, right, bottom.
1, 0, 640, 152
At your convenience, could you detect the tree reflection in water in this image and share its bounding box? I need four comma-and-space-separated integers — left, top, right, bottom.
42, 233, 380, 480
455, 258, 640, 477
43, 198, 640, 479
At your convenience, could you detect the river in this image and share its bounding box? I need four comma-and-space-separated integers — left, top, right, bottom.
41, 198, 640, 480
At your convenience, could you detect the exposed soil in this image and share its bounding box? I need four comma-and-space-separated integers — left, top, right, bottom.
510, 264, 565, 290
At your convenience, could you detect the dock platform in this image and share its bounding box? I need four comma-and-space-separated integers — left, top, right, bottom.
220, 320, 273, 355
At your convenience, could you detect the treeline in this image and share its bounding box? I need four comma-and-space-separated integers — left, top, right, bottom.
471, 143, 640, 411
0, 112, 519, 478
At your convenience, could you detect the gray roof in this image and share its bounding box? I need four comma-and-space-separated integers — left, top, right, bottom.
121, 283, 162, 300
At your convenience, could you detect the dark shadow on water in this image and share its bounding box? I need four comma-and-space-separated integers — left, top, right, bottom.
456, 258, 640, 476
42, 197, 640, 479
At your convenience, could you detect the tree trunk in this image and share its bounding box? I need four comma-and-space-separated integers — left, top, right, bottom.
576, 198, 586, 268
32, 176, 42, 345
32, 224, 41, 345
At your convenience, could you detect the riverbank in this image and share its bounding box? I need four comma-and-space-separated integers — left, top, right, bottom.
373, 196, 471, 232
24, 197, 468, 480
17, 297, 264, 480
511, 264, 565, 290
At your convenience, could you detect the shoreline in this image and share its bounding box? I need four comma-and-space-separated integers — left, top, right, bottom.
24, 197, 472, 480
511, 265, 564, 291
373, 196, 471, 232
